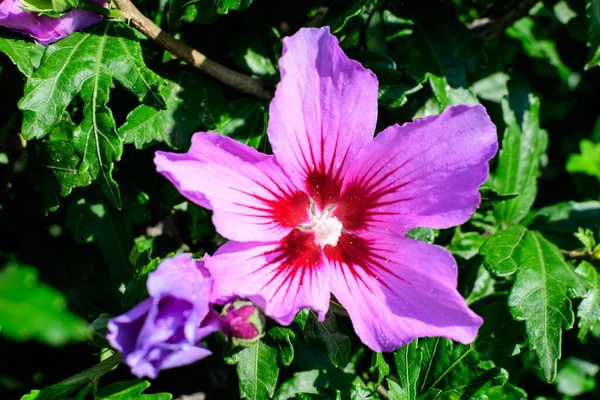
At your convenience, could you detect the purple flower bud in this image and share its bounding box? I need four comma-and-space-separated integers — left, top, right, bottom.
220, 300, 265, 346
0, 0, 107, 46
107, 254, 219, 379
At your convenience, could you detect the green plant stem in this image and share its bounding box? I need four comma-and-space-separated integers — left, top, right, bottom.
55, 352, 122, 387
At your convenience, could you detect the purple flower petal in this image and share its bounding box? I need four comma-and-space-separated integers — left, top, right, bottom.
267, 27, 379, 211
335, 105, 498, 236
107, 254, 218, 379
155, 132, 310, 242
0, 0, 105, 46
205, 230, 330, 325
326, 232, 483, 352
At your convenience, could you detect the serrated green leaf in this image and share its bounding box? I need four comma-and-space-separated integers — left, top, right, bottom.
304, 310, 351, 369
418, 338, 508, 399
121, 71, 225, 150
95, 379, 172, 399
0, 262, 89, 346
586, 0, 600, 69
18, 22, 166, 207
268, 326, 296, 367
369, 353, 389, 387
0, 30, 34, 77
230, 340, 279, 400
575, 261, 600, 339
392, 340, 422, 399
213, 98, 267, 149
492, 82, 548, 226
481, 228, 586, 381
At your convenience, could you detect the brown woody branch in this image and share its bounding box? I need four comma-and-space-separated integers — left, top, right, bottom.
112, 0, 273, 100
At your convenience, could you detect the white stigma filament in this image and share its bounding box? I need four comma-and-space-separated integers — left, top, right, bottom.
311, 213, 343, 247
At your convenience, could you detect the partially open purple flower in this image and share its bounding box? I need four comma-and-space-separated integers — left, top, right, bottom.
0, 0, 106, 46
155, 27, 498, 352
220, 300, 265, 346
107, 254, 219, 379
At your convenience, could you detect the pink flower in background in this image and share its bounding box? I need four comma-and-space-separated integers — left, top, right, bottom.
107, 254, 219, 379
155, 27, 498, 351
0, 0, 105, 46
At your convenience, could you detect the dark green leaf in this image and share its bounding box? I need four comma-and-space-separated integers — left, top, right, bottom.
481, 227, 586, 381
268, 326, 296, 367
304, 310, 351, 369
370, 353, 389, 387
275, 370, 320, 400
95, 379, 172, 399
325, 0, 371, 33
0, 262, 89, 346
392, 340, 422, 399
216, 0, 253, 14
406, 228, 435, 244
492, 82, 548, 226
0, 30, 34, 77
121, 71, 225, 149
575, 261, 600, 339
507, 17, 573, 83
229, 340, 279, 400
586, 0, 600, 69
65, 190, 150, 282
19, 22, 166, 208
213, 98, 267, 149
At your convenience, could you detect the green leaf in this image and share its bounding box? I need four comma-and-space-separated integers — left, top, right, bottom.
555, 357, 598, 396
268, 326, 296, 367
370, 353, 389, 387
0, 30, 34, 77
169, 0, 253, 24
392, 340, 422, 399
65, 190, 150, 282
483, 384, 528, 400
406, 227, 435, 244
507, 17, 573, 83
95, 379, 172, 399
0, 262, 89, 346
566, 139, 600, 179
384, 2, 482, 102
586, 0, 600, 69
304, 310, 351, 369
213, 98, 267, 149
275, 370, 321, 400
325, 0, 371, 33
229, 340, 279, 400
19, 21, 166, 208
417, 337, 508, 399
524, 201, 600, 249
121, 71, 225, 150
480, 227, 586, 381
216, 0, 253, 14
492, 82, 548, 226
575, 261, 600, 339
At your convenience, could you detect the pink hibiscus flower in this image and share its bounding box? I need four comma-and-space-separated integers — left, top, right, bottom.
155, 27, 498, 352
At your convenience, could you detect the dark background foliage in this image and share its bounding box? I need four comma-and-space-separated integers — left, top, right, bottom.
2, 0, 600, 399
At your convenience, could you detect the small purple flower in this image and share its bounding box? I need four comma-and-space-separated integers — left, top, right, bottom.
155, 27, 498, 352
0, 0, 106, 46
107, 254, 219, 379
220, 300, 266, 346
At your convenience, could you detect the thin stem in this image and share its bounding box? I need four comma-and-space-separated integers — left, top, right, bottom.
56, 352, 122, 387
112, 0, 273, 100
